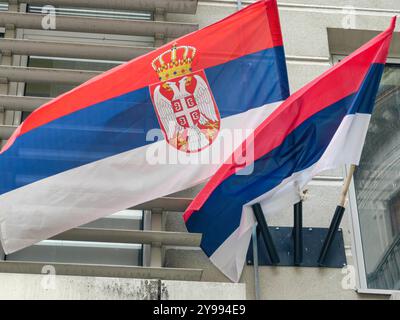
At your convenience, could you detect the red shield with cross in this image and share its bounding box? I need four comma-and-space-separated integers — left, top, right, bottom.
149, 45, 221, 153
171, 94, 200, 129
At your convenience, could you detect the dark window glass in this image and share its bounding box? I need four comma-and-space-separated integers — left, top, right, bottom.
27, 5, 152, 20
27, 56, 120, 73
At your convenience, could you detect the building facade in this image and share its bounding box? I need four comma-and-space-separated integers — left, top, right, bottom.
0, 0, 399, 299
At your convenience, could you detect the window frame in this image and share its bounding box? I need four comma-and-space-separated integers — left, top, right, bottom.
333, 55, 400, 295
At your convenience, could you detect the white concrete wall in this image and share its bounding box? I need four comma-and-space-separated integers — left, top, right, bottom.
164, 0, 400, 299
161, 280, 246, 300
0, 273, 246, 300
0, 273, 159, 300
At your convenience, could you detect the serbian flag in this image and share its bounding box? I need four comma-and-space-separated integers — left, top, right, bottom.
184, 18, 396, 282
0, 0, 288, 253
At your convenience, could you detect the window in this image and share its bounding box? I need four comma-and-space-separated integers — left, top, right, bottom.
23, 56, 121, 121
27, 5, 152, 21
6, 210, 145, 266
0, 2, 8, 11
0, 2, 5, 38
25, 56, 121, 98
352, 63, 400, 291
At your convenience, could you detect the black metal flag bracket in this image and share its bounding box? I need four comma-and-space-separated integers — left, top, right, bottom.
318, 164, 356, 266
318, 205, 345, 266
293, 201, 303, 266
251, 203, 280, 265
246, 166, 356, 268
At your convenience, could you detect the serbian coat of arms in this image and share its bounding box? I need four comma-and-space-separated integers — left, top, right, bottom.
149, 44, 221, 153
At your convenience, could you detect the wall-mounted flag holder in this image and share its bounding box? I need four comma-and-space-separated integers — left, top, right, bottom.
246, 166, 356, 270
246, 201, 347, 268
246, 166, 357, 269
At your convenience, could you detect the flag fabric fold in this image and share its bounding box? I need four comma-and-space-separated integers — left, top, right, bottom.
184, 17, 396, 282
0, 0, 289, 254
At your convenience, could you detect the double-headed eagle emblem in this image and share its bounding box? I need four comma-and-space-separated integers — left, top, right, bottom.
150, 44, 221, 153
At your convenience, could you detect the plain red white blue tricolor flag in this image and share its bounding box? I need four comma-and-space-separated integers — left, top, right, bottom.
0, 1, 289, 253
184, 18, 397, 282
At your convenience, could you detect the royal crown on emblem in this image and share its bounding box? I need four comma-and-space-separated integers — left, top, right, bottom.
152, 44, 197, 82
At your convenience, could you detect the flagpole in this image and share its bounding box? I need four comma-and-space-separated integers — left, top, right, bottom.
318, 164, 356, 265
339, 164, 356, 207
252, 224, 261, 300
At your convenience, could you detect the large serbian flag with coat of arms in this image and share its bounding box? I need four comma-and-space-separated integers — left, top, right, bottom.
0, 0, 289, 253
